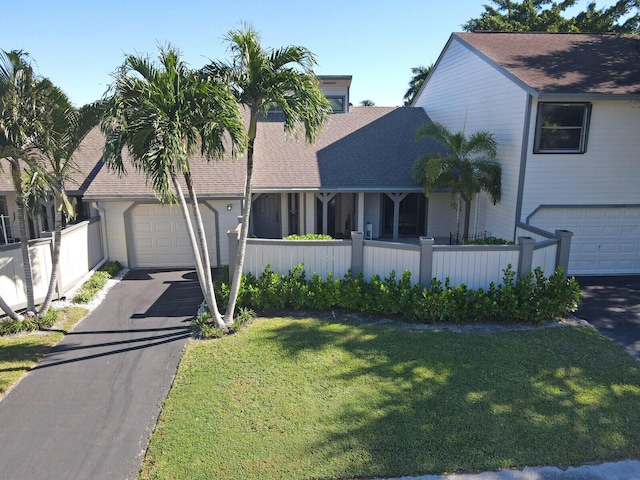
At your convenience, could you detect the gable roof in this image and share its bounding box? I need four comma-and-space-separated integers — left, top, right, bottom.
453, 32, 640, 97
83, 106, 439, 199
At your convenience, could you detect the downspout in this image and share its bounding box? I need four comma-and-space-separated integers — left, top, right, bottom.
92, 201, 109, 268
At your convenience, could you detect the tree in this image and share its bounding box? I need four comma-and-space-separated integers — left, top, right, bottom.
463, 0, 639, 33
403, 65, 432, 106
412, 121, 501, 239
0, 49, 53, 317
204, 25, 331, 324
360, 99, 375, 106
23, 89, 100, 315
101, 46, 246, 328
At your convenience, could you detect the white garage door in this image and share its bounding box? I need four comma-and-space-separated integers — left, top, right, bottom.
531, 207, 640, 275
129, 204, 217, 268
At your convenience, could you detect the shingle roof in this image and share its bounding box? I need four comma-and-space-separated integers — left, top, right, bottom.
454, 32, 640, 96
83, 106, 439, 198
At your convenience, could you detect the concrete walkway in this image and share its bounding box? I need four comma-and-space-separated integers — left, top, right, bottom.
0, 269, 201, 480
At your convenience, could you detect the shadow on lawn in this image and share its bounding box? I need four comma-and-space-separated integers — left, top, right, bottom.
266, 319, 640, 477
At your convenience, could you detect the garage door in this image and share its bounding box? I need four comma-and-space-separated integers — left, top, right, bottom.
129, 204, 217, 268
530, 207, 640, 275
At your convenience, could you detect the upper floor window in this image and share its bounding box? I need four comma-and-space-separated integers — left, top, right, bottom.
534, 102, 591, 154
327, 96, 345, 113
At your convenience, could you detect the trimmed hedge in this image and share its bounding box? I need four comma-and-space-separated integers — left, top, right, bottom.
216, 263, 580, 324
72, 261, 123, 304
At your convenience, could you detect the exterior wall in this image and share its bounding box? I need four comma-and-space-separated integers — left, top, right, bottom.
206, 199, 240, 266
414, 38, 529, 240
521, 99, 640, 220
58, 218, 105, 292
100, 200, 134, 267
425, 193, 456, 238
363, 193, 381, 238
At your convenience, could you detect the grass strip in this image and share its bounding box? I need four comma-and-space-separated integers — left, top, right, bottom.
140, 317, 640, 480
0, 307, 88, 399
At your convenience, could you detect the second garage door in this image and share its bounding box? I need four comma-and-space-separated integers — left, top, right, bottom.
128, 204, 217, 268
530, 206, 640, 275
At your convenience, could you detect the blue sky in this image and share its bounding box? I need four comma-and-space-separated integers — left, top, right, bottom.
1, 0, 615, 107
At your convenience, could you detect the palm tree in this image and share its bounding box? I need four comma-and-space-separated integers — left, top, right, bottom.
23, 89, 100, 315
403, 65, 432, 106
101, 46, 246, 328
412, 121, 501, 239
204, 25, 332, 324
0, 49, 52, 317
0, 295, 22, 321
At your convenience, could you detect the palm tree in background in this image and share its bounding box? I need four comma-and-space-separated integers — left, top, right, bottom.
24, 88, 100, 315
0, 49, 52, 317
403, 65, 432, 106
204, 25, 332, 324
412, 121, 501, 239
101, 46, 246, 328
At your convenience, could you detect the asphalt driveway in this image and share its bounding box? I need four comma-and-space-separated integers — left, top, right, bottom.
575, 275, 640, 360
0, 269, 202, 480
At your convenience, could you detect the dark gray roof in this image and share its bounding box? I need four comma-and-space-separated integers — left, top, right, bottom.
83, 106, 439, 198
454, 32, 640, 96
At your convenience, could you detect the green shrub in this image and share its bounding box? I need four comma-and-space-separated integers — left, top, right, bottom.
101, 260, 123, 277
72, 270, 111, 304
214, 263, 580, 326
0, 308, 60, 337
284, 234, 333, 240
462, 236, 515, 245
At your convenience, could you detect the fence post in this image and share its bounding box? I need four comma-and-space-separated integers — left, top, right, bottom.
555, 229, 573, 278
227, 222, 241, 281
351, 231, 364, 277
419, 237, 434, 287
517, 236, 535, 279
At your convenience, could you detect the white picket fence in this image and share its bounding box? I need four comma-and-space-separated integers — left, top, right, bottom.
233, 226, 572, 289
0, 218, 105, 311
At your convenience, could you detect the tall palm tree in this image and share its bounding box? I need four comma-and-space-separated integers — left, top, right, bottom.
403, 65, 432, 106
0, 294, 22, 321
24, 89, 100, 315
0, 49, 52, 316
101, 46, 246, 328
204, 25, 332, 324
412, 121, 501, 239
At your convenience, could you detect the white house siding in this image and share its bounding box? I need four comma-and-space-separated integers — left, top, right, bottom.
205, 199, 239, 267
414, 38, 528, 241
101, 201, 134, 267
521, 100, 640, 217
425, 192, 457, 238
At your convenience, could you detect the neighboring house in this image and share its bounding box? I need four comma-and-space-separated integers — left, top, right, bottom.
413, 32, 640, 275
81, 77, 450, 269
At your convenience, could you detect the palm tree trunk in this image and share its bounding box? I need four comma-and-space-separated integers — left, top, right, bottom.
39, 209, 62, 316
170, 173, 225, 328
224, 117, 257, 325
0, 295, 23, 321
455, 193, 462, 241
463, 198, 472, 240
183, 171, 222, 323
11, 160, 36, 315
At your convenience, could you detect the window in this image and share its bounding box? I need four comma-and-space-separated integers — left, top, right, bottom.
534, 103, 591, 153
326, 96, 345, 113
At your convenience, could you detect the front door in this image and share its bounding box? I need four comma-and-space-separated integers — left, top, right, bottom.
252, 194, 281, 238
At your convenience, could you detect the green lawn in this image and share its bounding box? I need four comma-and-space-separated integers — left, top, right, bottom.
140, 317, 640, 480
0, 307, 88, 398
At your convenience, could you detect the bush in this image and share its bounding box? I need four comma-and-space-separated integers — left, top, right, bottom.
462, 236, 514, 245
214, 263, 580, 326
0, 308, 60, 336
284, 234, 333, 240
72, 261, 123, 304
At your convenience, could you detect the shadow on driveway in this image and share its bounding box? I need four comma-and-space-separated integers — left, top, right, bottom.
575, 276, 640, 360
0, 268, 202, 480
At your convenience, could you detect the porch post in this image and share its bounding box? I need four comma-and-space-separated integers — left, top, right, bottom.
227, 219, 241, 280
357, 192, 365, 232
351, 231, 364, 277
517, 236, 535, 279
555, 229, 573, 278
419, 237, 434, 287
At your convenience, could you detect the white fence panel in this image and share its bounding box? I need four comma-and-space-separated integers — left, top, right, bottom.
432, 246, 520, 289
243, 240, 351, 279
362, 242, 421, 283
59, 219, 104, 291
532, 242, 558, 276
0, 241, 51, 310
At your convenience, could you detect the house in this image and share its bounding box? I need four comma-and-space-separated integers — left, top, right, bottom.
413, 32, 640, 275
79, 76, 452, 269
